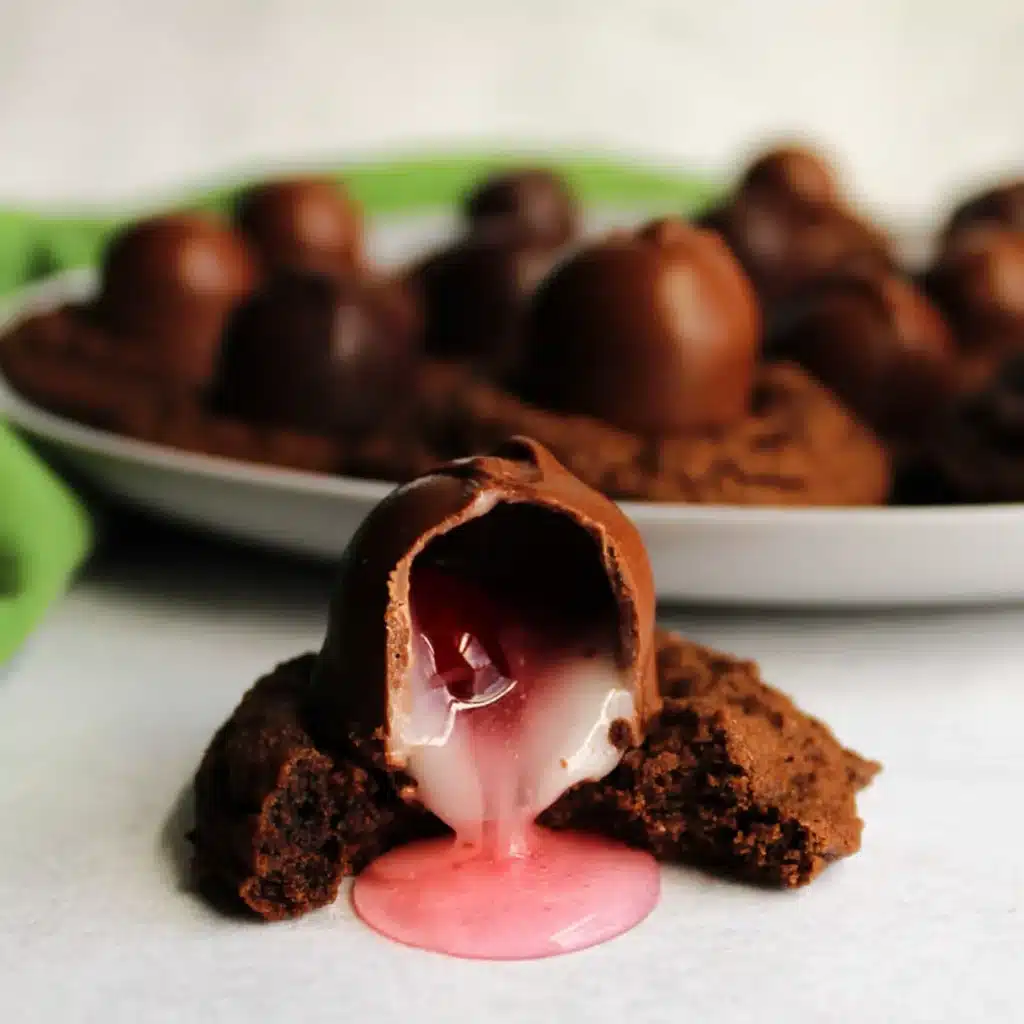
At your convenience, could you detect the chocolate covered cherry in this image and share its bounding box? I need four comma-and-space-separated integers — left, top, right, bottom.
740, 144, 842, 208
767, 270, 956, 440
514, 218, 760, 434
311, 437, 661, 958
464, 168, 578, 248
944, 180, 1024, 241
926, 227, 1024, 337
234, 177, 363, 279
209, 270, 420, 435
408, 235, 556, 369
699, 144, 891, 306
701, 188, 892, 306
94, 214, 258, 389
928, 352, 1024, 503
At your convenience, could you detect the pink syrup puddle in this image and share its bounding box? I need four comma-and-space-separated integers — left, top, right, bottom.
351, 565, 661, 960
351, 825, 660, 960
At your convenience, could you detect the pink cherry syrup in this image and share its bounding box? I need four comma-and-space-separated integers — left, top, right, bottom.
351, 566, 660, 960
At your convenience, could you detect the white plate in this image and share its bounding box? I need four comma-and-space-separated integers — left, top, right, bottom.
3, 220, 1024, 608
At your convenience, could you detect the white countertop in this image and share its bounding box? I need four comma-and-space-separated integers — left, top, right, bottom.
0, 518, 1021, 1023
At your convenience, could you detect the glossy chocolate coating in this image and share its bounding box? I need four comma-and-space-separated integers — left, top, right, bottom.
234, 177, 363, 279
928, 352, 1024, 502
767, 270, 956, 440
209, 270, 420, 435
309, 437, 659, 764
464, 168, 578, 248
926, 227, 1024, 338
740, 145, 842, 208
514, 218, 760, 434
700, 189, 892, 305
94, 214, 258, 388
408, 235, 556, 370
944, 180, 1024, 240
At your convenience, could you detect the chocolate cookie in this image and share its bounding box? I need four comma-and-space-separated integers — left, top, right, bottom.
0, 310, 890, 505
190, 630, 878, 919
406, 362, 891, 506
0, 308, 344, 474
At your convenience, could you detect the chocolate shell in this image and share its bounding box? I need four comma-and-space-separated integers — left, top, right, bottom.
925, 351, 1024, 502
513, 218, 760, 433
234, 177, 363, 279
464, 168, 578, 248
700, 189, 892, 306
208, 270, 420, 436
739, 144, 842, 208
309, 437, 659, 777
925, 227, 1024, 350
767, 269, 957, 440
94, 213, 258, 389
944, 180, 1024, 241
407, 235, 556, 370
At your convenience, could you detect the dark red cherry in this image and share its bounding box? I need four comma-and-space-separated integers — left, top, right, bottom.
411, 565, 512, 702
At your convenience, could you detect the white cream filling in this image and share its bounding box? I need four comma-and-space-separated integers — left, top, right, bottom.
402, 616, 632, 841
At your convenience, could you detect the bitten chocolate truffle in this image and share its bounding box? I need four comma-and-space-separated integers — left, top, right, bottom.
464, 167, 578, 248
767, 269, 956, 441
924, 227, 1024, 387
407, 235, 556, 369
93, 214, 258, 389
513, 218, 760, 434
944, 180, 1024, 241
209, 270, 420, 436
309, 437, 659, 766
234, 177, 363, 279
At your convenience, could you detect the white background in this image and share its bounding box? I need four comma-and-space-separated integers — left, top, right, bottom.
0, 1, 1021, 218
1, 4, 1023, 1021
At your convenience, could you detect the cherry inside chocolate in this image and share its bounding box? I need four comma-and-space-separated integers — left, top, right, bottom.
351, 502, 658, 959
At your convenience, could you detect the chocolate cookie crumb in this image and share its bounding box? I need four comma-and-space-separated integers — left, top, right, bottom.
542, 631, 878, 887
190, 635, 877, 919
191, 655, 438, 920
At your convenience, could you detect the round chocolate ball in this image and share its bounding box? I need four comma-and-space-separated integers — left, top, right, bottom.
234, 177, 363, 279
702, 188, 893, 306
925, 227, 1024, 390
209, 270, 420, 436
944, 180, 1024, 241
408, 235, 555, 371
926, 227, 1024, 336
927, 351, 1024, 503
514, 218, 761, 434
767, 270, 956, 440
464, 168, 578, 248
311, 436, 659, 751
739, 145, 842, 208
94, 213, 258, 389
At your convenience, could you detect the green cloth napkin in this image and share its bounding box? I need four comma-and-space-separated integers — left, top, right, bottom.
0, 426, 92, 663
